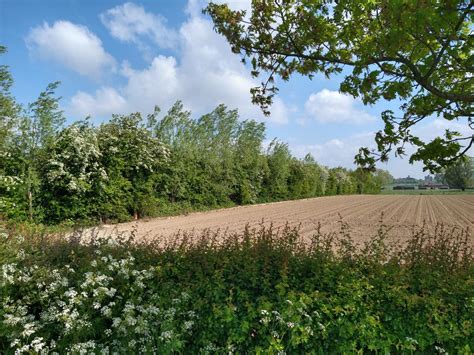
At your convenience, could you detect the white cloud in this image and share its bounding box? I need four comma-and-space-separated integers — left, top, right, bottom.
291, 133, 374, 169
305, 89, 375, 124
100, 2, 177, 50
68, 3, 289, 124
26, 21, 116, 78
290, 117, 473, 178
69, 87, 127, 118
290, 132, 427, 178
416, 118, 473, 140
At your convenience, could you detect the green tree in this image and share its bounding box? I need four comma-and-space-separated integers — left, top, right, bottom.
0, 46, 21, 218
155, 102, 197, 206
40, 120, 107, 222
205, 1, 473, 172
232, 120, 267, 204
374, 169, 394, 187
287, 154, 326, 199
443, 157, 472, 191
194, 105, 239, 206
0, 46, 20, 150
264, 140, 292, 200
14, 82, 64, 221
326, 168, 354, 195
98, 112, 169, 220
351, 168, 380, 194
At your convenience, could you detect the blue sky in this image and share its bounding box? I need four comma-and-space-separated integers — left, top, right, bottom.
1, 0, 465, 178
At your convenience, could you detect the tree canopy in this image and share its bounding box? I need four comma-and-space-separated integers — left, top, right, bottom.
205, 0, 474, 172
442, 156, 473, 190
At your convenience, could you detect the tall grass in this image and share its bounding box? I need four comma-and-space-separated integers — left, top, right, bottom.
0, 221, 472, 353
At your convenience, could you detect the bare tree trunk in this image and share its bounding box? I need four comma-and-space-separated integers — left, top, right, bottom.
28, 190, 33, 221
27, 175, 33, 221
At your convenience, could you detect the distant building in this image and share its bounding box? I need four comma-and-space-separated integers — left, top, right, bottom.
418, 183, 449, 190
424, 175, 433, 182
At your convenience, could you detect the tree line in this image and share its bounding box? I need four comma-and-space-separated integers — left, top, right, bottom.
436, 158, 473, 191
0, 47, 386, 224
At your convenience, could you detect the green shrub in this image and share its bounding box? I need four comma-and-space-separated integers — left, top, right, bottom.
0, 222, 472, 353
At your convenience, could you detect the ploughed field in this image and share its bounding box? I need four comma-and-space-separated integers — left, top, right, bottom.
99, 195, 474, 243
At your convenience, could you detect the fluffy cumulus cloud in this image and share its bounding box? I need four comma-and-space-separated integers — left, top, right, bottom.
291, 133, 374, 169
100, 2, 177, 49
68, 1, 289, 124
26, 21, 116, 78
290, 132, 429, 178
70, 87, 127, 117
305, 89, 375, 124
417, 117, 473, 141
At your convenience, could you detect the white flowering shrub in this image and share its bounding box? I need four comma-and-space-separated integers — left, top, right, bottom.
44, 122, 107, 195
1, 246, 196, 353
98, 113, 170, 176
97, 113, 170, 220
0, 175, 22, 216
0, 175, 21, 191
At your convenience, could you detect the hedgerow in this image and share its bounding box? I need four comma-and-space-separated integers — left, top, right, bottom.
1, 48, 387, 225
1, 222, 472, 354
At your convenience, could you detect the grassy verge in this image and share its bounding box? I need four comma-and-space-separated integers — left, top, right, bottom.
0, 222, 473, 354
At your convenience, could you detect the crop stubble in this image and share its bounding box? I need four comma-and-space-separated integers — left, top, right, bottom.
99, 195, 474, 243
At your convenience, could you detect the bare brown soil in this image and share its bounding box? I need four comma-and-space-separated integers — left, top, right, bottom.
97, 195, 474, 243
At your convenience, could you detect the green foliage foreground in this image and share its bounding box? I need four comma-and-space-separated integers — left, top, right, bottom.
1, 223, 473, 354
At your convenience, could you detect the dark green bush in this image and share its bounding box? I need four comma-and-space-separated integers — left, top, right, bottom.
0, 222, 472, 353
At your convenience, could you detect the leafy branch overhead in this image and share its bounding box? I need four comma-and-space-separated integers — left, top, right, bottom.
205, 0, 473, 172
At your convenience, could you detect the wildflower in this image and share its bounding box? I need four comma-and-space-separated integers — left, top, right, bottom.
101, 306, 112, 317
183, 320, 194, 330
30, 337, 45, 352
125, 315, 137, 326
16, 249, 25, 260
434, 346, 448, 354
160, 330, 173, 341
21, 322, 37, 337
69, 340, 96, 354
203, 343, 217, 352
406, 337, 418, 345
304, 326, 314, 336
